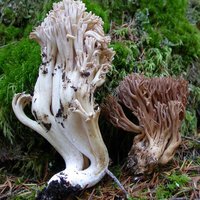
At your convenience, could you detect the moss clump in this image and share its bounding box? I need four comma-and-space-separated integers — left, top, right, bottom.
0, 24, 22, 46
138, 0, 200, 60
0, 38, 40, 141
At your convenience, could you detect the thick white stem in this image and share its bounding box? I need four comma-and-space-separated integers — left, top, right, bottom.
12, 93, 84, 171
49, 111, 109, 188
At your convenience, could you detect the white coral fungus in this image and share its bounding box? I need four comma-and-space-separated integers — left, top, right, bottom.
12, 0, 114, 196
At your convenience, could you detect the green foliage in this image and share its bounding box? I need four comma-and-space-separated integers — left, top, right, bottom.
10, 182, 45, 200
0, 24, 22, 46
0, 168, 44, 199
156, 172, 191, 199
127, 197, 146, 200
105, 7, 188, 89
12, 150, 52, 179
36, 0, 60, 22
181, 109, 198, 136
0, 39, 40, 104
138, 0, 200, 60
89, 0, 138, 25
0, 39, 39, 100
91, 0, 200, 63
186, 61, 200, 111
112, 42, 136, 73
110, 165, 122, 179
0, 0, 60, 45
187, 0, 200, 26
0, 38, 46, 177
0, 0, 44, 27
0, 109, 14, 142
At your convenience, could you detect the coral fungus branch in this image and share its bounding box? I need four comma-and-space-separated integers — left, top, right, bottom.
103, 73, 188, 174
12, 0, 114, 199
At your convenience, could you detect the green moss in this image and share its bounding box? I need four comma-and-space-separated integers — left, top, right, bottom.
112, 42, 137, 71
156, 172, 191, 199
0, 38, 40, 141
36, 0, 60, 22
0, 24, 22, 45
0, 39, 40, 104
138, 0, 200, 59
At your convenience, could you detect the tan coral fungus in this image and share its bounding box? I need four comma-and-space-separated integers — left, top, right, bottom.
103, 73, 188, 174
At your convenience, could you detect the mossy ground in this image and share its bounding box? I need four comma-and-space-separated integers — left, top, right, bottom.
1, 138, 200, 199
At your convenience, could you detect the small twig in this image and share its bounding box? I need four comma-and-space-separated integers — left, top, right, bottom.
170, 187, 193, 199
106, 169, 129, 199
182, 136, 200, 144
0, 41, 18, 49
88, 188, 95, 200
42, 161, 49, 182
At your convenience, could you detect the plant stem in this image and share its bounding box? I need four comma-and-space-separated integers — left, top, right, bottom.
106, 168, 129, 199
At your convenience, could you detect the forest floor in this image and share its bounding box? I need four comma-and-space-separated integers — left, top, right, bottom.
0, 137, 200, 200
